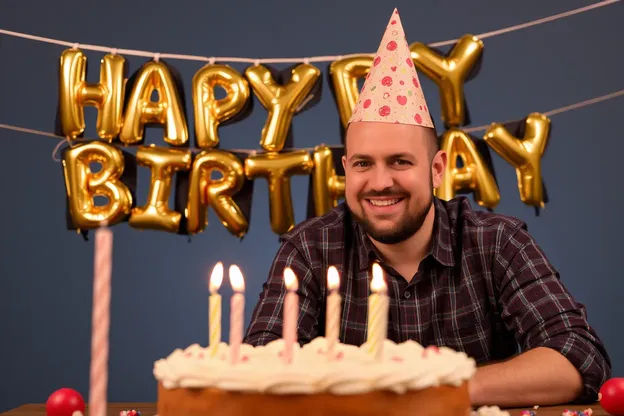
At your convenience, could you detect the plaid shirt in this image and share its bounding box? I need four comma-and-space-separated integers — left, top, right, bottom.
245, 196, 611, 402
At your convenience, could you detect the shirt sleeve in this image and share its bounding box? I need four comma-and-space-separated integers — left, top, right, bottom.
494, 223, 612, 403
244, 238, 322, 347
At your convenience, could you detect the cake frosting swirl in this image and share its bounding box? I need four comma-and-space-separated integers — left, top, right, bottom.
153, 337, 476, 395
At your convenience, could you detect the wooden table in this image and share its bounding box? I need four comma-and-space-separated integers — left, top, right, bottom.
0, 403, 606, 416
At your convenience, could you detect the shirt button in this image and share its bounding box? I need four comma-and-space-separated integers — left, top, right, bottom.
404, 291, 411, 299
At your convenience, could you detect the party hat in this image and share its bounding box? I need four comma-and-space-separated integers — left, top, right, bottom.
348, 8, 434, 128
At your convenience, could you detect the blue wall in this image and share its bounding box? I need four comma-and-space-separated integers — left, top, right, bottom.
1, 0, 622, 411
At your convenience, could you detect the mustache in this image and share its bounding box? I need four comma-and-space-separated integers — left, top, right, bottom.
358, 188, 409, 199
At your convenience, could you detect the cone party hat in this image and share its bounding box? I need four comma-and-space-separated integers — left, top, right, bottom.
349, 8, 434, 128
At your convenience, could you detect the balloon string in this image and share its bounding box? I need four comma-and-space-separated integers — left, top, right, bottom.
0, 88, 622, 160
0, 0, 619, 63
463, 89, 624, 133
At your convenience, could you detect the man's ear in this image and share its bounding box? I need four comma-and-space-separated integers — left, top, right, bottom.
342, 155, 347, 172
431, 150, 447, 189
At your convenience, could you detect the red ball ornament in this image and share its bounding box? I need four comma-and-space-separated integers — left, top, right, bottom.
600, 378, 624, 416
46, 388, 85, 416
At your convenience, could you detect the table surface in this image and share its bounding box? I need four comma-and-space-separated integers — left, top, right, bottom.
0, 403, 606, 416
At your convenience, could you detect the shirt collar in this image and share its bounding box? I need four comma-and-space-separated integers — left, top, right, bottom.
355, 197, 455, 271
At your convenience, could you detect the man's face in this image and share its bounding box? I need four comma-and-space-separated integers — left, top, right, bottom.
342, 121, 446, 245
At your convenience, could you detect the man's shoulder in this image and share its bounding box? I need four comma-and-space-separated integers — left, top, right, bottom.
441, 196, 529, 242
280, 203, 349, 245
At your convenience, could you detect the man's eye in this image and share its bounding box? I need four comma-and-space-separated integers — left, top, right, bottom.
353, 161, 371, 167
392, 159, 411, 165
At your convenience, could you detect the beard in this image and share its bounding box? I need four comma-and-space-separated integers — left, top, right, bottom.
346, 176, 434, 245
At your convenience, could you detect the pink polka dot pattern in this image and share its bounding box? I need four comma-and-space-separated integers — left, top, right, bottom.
348, 7, 433, 128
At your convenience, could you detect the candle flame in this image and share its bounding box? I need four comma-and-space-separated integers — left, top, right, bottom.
371, 263, 387, 293
327, 266, 340, 291
284, 267, 299, 291
229, 264, 245, 292
209, 262, 224, 294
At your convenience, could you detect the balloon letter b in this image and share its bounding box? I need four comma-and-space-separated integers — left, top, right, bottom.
129, 146, 192, 233
62, 141, 133, 228
484, 113, 551, 208
192, 64, 250, 149
120, 61, 188, 146
58, 48, 126, 141
245, 64, 321, 152
186, 150, 249, 237
435, 129, 500, 209
245, 151, 314, 234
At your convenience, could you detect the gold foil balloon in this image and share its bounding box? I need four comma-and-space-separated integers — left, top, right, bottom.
435, 129, 500, 209
484, 113, 551, 208
192, 63, 251, 149
328, 55, 373, 130
311, 145, 345, 216
58, 48, 126, 141
129, 146, 192, 233
119, 60, 188, 146
245, 63, 321, 152
62, 141, 133, 228
410, 35, 484, 127
186, 150, 249, 237
245, 150, 314, 234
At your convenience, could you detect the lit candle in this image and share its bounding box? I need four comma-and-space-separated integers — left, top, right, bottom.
326, 266, 341, 358
229, 265, 245, 364
90, 222, 112, 416
208, 262, 223, 357
283, 267, 299, 364
366, 263, 389, 360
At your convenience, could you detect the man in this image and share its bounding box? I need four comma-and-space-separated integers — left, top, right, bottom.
244, 8, 611, 408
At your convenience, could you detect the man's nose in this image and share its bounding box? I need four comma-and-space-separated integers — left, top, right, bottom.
369, 166, 394, 191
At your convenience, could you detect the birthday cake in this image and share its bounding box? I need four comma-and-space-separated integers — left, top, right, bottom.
153, 337, 476, 416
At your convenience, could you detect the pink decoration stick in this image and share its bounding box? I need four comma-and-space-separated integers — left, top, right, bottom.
90, 224, 112, 416
283, 267, 299, 364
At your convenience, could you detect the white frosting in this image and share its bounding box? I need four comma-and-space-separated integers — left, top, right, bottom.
153, 337, 476, 395
471, 406, 511, 416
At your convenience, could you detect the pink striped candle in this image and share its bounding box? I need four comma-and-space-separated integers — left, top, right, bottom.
282, 267, 299, 364
228, 265, 245, 364
208, 262, 223, 357
89, 223, 113, 416
325, 266, 341, 358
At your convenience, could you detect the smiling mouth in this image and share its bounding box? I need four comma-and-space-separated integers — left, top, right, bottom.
367, 198, 404, 207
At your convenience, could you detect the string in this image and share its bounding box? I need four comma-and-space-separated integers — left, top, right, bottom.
0, 0, 618, 64
0, 88, 622, 161
462, 89, 624, 133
